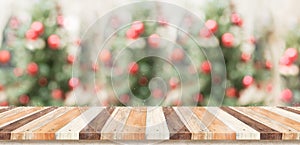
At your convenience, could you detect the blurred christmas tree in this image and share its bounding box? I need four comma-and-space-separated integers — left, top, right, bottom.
279, 23, 300, 106
93, 0, 272, 106
0, 0, 76, 106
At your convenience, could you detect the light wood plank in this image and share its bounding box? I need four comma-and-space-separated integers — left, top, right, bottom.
173, 107, 209, 140
145, 107, 169, 140
121, 107, 147, 140
192, 107, 236, 140
56, 107, 104, 140
206, 107, 260, 140
100, 107, 131, 140
233, 107, 298, 140
262, 107, 300, 123
11, 107, 72, 140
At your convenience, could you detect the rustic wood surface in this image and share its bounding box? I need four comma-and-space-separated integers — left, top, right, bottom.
0, 107, 300, 140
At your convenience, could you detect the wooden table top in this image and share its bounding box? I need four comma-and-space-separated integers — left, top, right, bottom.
0, 106, 299, 140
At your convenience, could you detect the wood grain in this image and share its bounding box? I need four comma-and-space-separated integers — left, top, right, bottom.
145, 107, 169, 140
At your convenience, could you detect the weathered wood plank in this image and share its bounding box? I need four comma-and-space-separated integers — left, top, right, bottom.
145, 107, 169, 140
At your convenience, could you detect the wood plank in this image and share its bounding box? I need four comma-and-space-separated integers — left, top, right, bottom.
278, 107, 300, 115
206, 107, 260, 140
56, 107, 105, 140
192, 107, 236, 140
11, 107, 72, 140
220, 107, 282, 140
79, 107, 115, 140
163, 107, 191, 140
121, 107, 147, 140
31, 107, 84, 140
0, 107, 14, 113
234, 107, 298, 140
101, 107, 131, 140
145, 107, 169, 140
173, 107, 209, 140
263, 107, 300, 123
0, 107, 56, 140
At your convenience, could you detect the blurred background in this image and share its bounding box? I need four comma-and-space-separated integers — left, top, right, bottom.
0, 0, 300, 106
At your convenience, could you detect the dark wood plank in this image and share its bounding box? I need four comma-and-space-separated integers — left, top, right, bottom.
0, 107, 15, 114
221, 107, 282, 140
79, 107, 115, 140
0, 107, 57, 140
162, 107, 191, 140
278, 107, 300, 115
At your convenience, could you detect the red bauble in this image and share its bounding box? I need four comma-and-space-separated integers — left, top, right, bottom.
25, 29, 38, 40
285, 48, 298, 63
92, 63, 99, 72
231, 13, 243, 26
19, 95, 30, 105
99, 49, 112, 63
171, 48, 184, 61
281, 89, 293, 103
226, 87, 237, 98
31, 21, 44, 35
221, 33, 234, 48
38, 77, 48, 86
205, 19, 218, 33
131, 21, 144, 34
241, 52, 251, 62
199, 28, 212, 38
126, 28, 139, 39
120, 94, 130, 104
138, 76, 148, 86
13, 68, 23, 77
0, 50, 11, 64
0, 101, 8, 106
266, 83, 273, 92
51, 89, 63, 100
265, 60, 273, 69
67, 55, 75, 64
248, 36, 256, 44
193, 93, 203, 102
148, 34, 160, 48
27, 62, 39, 76
57, 15, 64, 26
0, 84, 3, 91
69, 77, 80, 89
280, 55, 293, 66
128, 62, 139, 75
242, 75, 254, 87
169, 77, 179, 89
47, 34, 60, 49
201, 61, 211, 74
152, 89, 163, 98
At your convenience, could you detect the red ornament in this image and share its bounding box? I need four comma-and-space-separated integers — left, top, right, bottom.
19, 95, 30, 105
0, 101, 8, 106
10, 17, 19, 29
131, 21, 144, 34
242, 75, 254, 87
47, 34, 60, 49
266, 83, 273, 92
69, 77, 80, 89
205, 19, 218, 33
169, 77, 179, 89
51, 89, 63, 100
171, 48, 185, 62
0, 84, 3, 91
138, 76, 148, 86
92, 63, 99, 72
120, 94, 130, 104
57, 15, 64, 26
248, 36, 256, 44
126, 28, 139, 39
13, 68, 23, 77
31, 21, 44, 35
284, 48, 298, 63
231, 13, 243, 26
281, 89, 293, 103
221, 33, 234, 48
27, 62, 39, 76
241, 52, 251, 62
280, 55, 293, 66
38, 77, 48, 86
25, 29, 38, 40
201, 61, 211, 74
99, 49, 112, 63
128, 62, 139, 75
152, 89, 163, 98
265, 60, 273, 69
193, 93, 203, 102
148, 34, 160, 48
199, 28, 211, 38
67, 55, 75, 64
0, 50, 11, 64
226, 87, 237, 98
